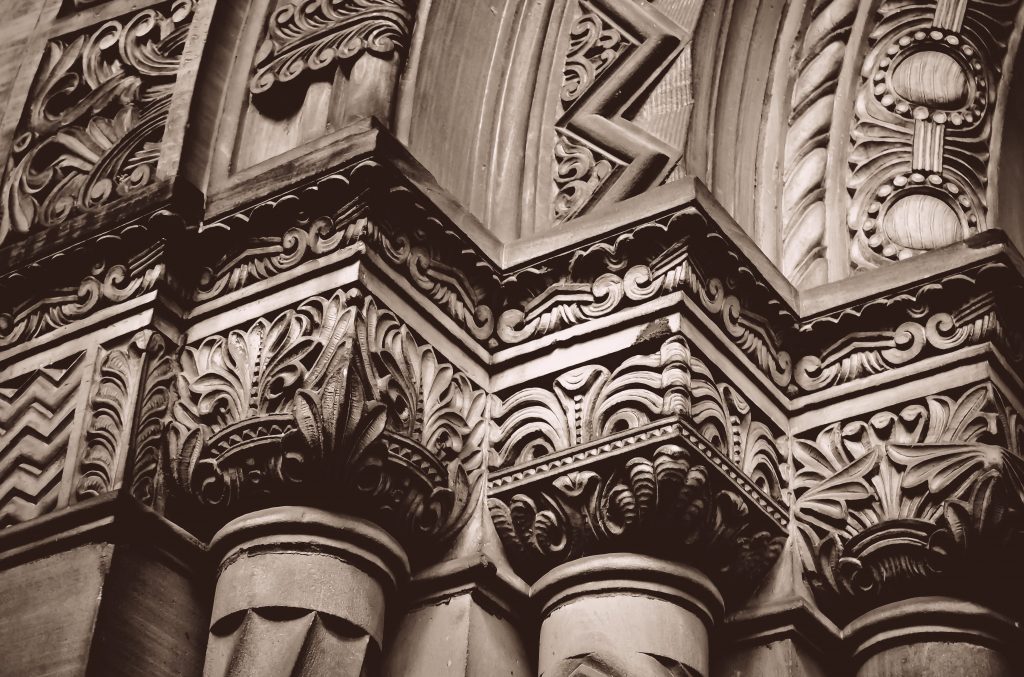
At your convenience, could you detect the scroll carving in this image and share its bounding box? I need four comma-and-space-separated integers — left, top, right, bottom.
846, 0, 1020, 268
170, 290, 486, 555
0, 352, 86, 527
250, 0, 413, 97
0, 1, 194, 246
793, 384, 1024, 618
0, 241, 164, 349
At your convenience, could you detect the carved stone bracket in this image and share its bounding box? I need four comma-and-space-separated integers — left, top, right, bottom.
793, 383, 1024, 621
487, 330, 788, 603
169, 289, 486, 560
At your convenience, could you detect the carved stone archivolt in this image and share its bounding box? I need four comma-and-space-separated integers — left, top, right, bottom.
249, 0, 413, 98
0, 1, 195, 247
793, 384, 1024, 620
169, 289, 486, 558
487, 330, 788, 601
846, 0, 1021, 269
550, 0, 687, 224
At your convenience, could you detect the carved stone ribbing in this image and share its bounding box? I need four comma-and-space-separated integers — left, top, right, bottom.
793, 384, 1024, 621
488, 332, 787, 602
170, 290, 486, 558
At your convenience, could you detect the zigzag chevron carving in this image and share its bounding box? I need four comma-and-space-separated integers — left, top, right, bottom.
0, 352, 86, 527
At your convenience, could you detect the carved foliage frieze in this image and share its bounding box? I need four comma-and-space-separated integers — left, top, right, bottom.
170, 290, 486, 555
0, 352, 86, 527
1, 1, 195, 247
846, 0, 1020, 268
250, 0, 413, 98
487, 328, 787, 597
792, 383, 1024, 617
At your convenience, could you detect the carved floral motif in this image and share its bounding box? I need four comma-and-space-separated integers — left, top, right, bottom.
170, 290, 486, 554
1, 1, 194, 246
793, 384, 1024, 617
250, 0, 413, 97
488, 329, 787, 599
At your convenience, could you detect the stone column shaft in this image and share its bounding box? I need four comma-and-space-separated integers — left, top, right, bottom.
534, 554, 724, 677
203, 507, 409, 677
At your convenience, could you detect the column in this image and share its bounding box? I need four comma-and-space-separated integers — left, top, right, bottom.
533, 554, 724, 677
846, 597, 1021, 677
203, 507, 409, 677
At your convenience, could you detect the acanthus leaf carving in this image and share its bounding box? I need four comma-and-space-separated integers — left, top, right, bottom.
74, 331, 152, 501
170, 290, 486, 557
792, 383, 1024, 619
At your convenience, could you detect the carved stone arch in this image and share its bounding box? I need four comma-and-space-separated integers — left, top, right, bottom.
686, 0, 800, 261
179, 0, 415, 207
988, 4, 1024, 253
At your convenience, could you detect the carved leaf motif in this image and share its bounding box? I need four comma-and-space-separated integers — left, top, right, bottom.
250, 0, 413, 96
1, 1, 194, 244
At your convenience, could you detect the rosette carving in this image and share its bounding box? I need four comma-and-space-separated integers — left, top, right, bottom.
170, 290, 486, 556
793, 384, 1024, 619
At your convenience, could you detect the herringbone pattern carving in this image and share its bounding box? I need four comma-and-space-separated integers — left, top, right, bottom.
0, 353, 85, 527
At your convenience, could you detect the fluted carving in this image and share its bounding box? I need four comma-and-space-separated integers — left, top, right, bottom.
0, 1, 194, 246
207, 608, 377, 677
0, 352, 85, 527
170, 290, 485, 556
793, 383, 1024, 619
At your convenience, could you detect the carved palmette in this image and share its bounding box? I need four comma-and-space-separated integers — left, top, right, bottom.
169, 290, 485, 556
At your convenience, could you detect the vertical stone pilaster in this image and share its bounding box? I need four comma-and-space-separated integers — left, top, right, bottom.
533, 554, 723, 677
204, 507, 409, 677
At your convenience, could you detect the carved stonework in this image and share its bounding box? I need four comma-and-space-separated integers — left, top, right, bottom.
170, 290, 486, 557
0, 352, 86, 527
794, 262, 1024, 392
551, 0, 685, 223
488, 330, 787, 601
130, 334, 173, 507
73, 333, 151, 501
781, 0, 859, 286
249, 0, 413, 98
0, 241, 165, 350
793, 384, 1024, 620
846, 0, 1021, 268
0, 1, 194, 247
